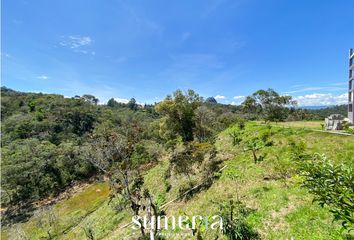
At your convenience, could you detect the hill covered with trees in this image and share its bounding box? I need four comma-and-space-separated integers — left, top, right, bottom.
1, 87, 353, 239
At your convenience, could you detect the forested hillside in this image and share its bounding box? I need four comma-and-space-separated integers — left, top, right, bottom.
306, 104, 348, 119
1, 87, 244, 208
1, 87, 353, 239
1, 87, 157, 207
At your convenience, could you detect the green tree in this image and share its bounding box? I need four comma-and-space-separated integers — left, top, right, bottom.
241, 96, 259, 114
127, 98, 138, 110
242, 89, 296, 122
81, 94, 99, 105
194, 105, 217, 142
1, 139, 57, 204
107, 98, 118, 108
84, 123, 159, 239
155, 89, 202, 142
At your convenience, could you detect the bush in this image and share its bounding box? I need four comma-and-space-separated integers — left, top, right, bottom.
217, 200, 259, 240
346, 127, 354, 134
287, 138, 309, 161
299, 153, 354, 230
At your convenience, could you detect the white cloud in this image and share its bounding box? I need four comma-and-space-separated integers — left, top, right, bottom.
113, 98, 144, 105
215, 95, 225, 99
294, 93, 348, 106
76, 50, 96, 55
60, 36, 95, 55
233, 95, 245, 100
114, 97, 130, 104
285, 86, 346, 94
36, 75, 49, 80
60, 36, 93, 48
231, 95, 245, 105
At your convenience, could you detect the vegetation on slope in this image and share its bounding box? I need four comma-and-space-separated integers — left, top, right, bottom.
2, 123, 353, 239
1, 87, 353, 239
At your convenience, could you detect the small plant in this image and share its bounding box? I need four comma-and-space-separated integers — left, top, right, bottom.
288, 138, 309, 161
35, 206, 58, 240
155, 192, 166, 208
259, 129, 274, 146
82, 225, 95, 240
229, 129, 243, 146
274, 156, 294, 187
342, 121, 350, 130
346, 127, 354, 134
299, 153, 354, 231
217, 200, 259, 240
244, 139, 265, 164
237, 119, 246, 130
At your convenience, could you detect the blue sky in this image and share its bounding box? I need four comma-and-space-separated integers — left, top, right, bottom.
2, 0, 354, 106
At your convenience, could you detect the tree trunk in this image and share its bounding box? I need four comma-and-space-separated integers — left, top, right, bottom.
252, 150, 258, 163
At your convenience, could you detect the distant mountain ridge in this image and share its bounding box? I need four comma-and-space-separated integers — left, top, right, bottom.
300, 105, 337, 110
304, 104, 347, 119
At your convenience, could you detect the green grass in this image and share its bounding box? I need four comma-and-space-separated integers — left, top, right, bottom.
2, 121, 353, 239
1, 182, 110, 240
267, 120, 324, 130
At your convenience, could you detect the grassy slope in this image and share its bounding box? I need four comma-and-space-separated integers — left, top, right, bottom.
267, 120, 324, 130
109, 123, 354, 239
3, 122, 353, 239
1, 182, 111, 240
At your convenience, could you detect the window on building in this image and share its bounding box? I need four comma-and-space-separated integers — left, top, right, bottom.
350, 104, 353, 113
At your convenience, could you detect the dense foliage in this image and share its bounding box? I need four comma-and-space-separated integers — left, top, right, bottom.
2, 86, 352, 240
307, 105, 348, 119
1, 87, 158, 206
241, 88, 296, 121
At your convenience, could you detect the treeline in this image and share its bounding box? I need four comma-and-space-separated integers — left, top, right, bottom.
0, 87, 240, 207
306, 105, 347, 119
1, 87, 158, 206
0, 86, 346, 208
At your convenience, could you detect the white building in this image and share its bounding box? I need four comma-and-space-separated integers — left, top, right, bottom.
349, 48, 354, 124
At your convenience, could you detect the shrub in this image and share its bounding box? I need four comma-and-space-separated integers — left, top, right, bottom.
243, 139, 265, 164
217, 200, 259, 240
299, 153, 354, 230
229, 129, 243, 146
287, 138, 309, 161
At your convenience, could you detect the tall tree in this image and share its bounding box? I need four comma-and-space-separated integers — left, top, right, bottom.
107, 98, 118, 108
155, 89, 203, 142
194, 105, 216, 142
127, 98, 138, 110
242, 89, 296, 121
84, 123, 159, 238
82, 94, 99, 105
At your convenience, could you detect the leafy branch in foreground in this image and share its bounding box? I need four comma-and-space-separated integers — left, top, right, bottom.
299, 153, 354, 231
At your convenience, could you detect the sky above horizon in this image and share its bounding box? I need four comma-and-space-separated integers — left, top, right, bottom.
2, 0, 354, 106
